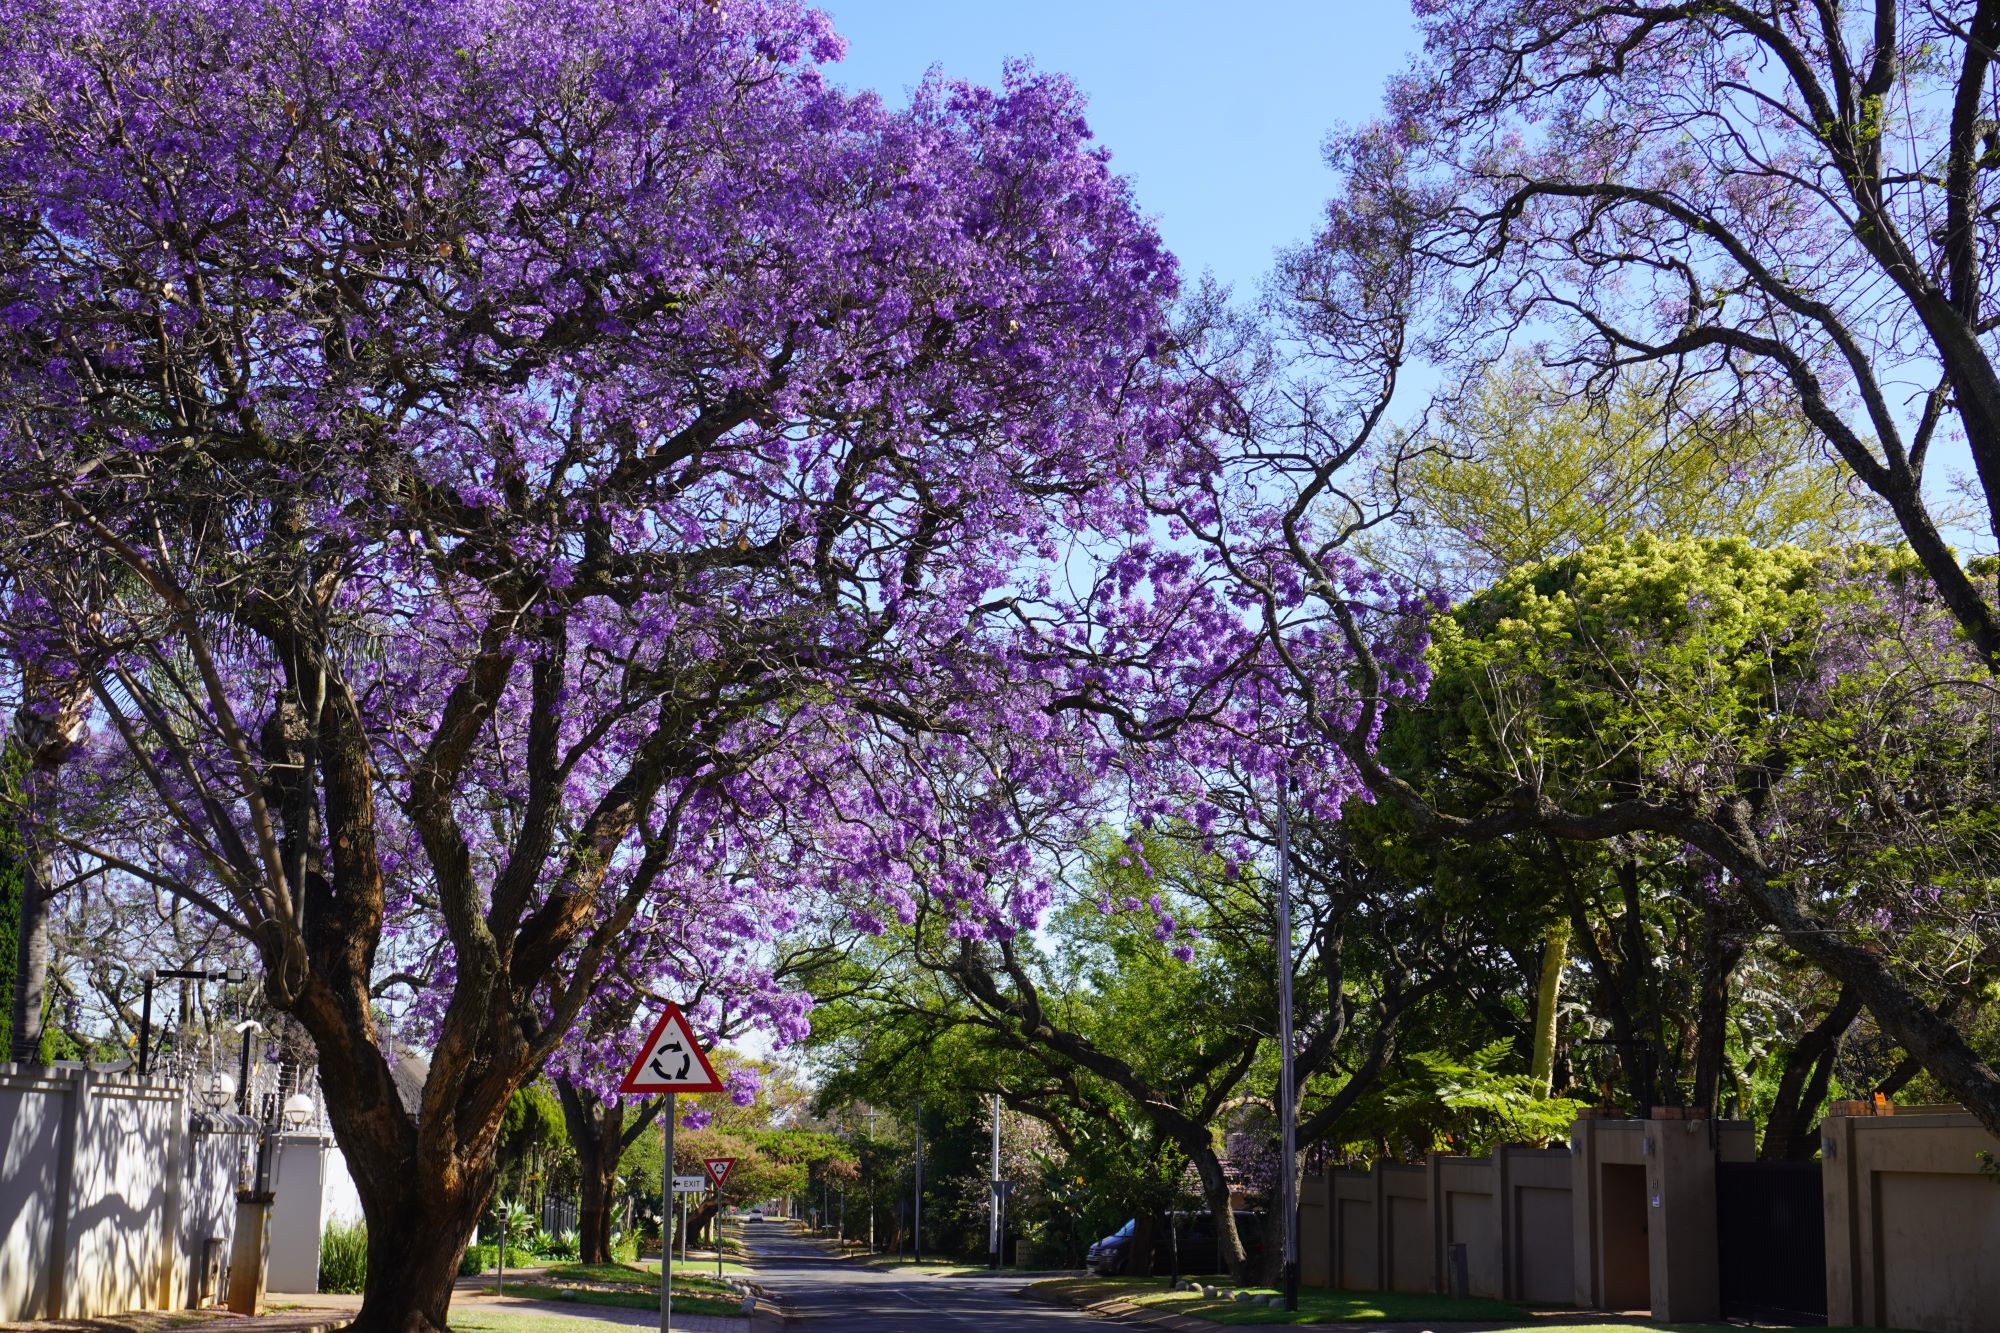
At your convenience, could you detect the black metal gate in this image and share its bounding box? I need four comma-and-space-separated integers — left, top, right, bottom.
1715, 1160, 1828, 1325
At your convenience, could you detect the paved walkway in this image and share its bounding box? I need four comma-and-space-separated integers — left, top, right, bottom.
280, 1269, 770, 1333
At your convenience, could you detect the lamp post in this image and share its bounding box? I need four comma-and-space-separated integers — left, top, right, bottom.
989, 1092, 1002, 1270
137, 964, 247, 1077
912, 1096, 923, 1264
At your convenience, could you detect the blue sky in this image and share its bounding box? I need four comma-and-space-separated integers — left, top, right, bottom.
818, 2, 1421, 299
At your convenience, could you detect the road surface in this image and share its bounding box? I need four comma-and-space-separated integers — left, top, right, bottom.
743, 1225, 1124, 1331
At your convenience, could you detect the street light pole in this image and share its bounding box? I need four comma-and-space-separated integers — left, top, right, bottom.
912, 1096, 923, 1265
1275, 781, 1299, 1313
867, 1108, 876, 1253
989, 1092, 1002, 1269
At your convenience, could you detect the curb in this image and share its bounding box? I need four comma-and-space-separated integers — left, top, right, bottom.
1020, 1283, 1215, 1333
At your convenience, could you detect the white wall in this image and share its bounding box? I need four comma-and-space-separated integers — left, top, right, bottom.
0, 1065, 67, 1320
0, 1063, 241, 1321
267, 1134, 364, 1294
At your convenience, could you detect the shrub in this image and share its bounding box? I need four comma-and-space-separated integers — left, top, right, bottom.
459, 1242, 537, 1275
544, 1229, 581, 1260
319, 1221, 367, 1294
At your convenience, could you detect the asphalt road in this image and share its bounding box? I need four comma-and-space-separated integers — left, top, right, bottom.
742, 1224, 1126, 1331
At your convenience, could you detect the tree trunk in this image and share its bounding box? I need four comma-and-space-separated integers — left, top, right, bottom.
1188, 1147, 1247, 1280
7, 680, 91, 1065
1127, 1211, 1156, 1277
1528, 919, 1569, 1099
1762, 985, 1861, 1161
557, 1079, 624, 1266
352, 1177, 489, 1333
4, 804, 51, 1064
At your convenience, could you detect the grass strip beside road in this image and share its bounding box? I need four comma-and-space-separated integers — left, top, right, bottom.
497, 1281, 740, 1319
846, 1254, 994, 1276
1030, 1276, 1526, 1325
1025, 1279, 1925, 1332
538, 1260, 752, 1285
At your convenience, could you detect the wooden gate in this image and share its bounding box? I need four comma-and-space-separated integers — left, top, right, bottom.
1715, 1160, 1827, 1325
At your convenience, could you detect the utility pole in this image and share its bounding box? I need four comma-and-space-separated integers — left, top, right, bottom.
867, 1108, 876, 1252
912, 1096, 924, 1264
1275, 780, 1300, 1313
989, 1092, 1002, 1269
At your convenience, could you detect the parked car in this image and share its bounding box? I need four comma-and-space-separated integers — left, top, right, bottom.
1086, 1211, 1266, 1277
1085, 1219, 1136, 1274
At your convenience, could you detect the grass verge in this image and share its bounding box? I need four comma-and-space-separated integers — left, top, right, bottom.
497, 1280, 740, 1319
537, 1259, 751, 1285
1029, 1275, 1524, 1324
1025, 1278, 1924, 1331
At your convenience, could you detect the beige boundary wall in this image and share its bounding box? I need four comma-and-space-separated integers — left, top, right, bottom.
1304, 1110, 1998, 1333
1821, 1108, 2000, 1333
0, 1062, 242, 1320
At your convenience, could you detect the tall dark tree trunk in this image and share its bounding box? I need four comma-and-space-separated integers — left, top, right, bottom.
1187, 1145, 1247, 1280
556, 1075, 663, 1266
558, 1083, 624, 1265
1762, 986, 1862, 1161
1690, 906, 1742, 1115
6, 677, 91, 1065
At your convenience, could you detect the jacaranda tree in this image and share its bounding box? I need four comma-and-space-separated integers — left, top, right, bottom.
0, 1, 1313, 1325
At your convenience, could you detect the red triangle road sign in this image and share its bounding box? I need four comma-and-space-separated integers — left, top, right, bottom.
704, 1156, 736, 1189
618, 1001, 725, 1095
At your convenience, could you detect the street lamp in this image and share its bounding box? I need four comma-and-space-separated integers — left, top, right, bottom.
137, 963, 249, 1077
197, 1070, 236, 1112
282, 1093, 314, 1132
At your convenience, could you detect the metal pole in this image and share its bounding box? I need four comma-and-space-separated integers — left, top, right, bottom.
867, 1109, 876, 1253
236, 1026, 254, 1114
989, 1093, 1002, 1269
661, 1093, 675, 1333
137, 973, 156, 1077
1275, 783, 1299, 1312
914, 1101, 927, 1263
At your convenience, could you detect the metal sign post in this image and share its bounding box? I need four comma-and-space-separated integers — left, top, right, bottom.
615, 1003, 724, 1333
661, 1092, 675, 1333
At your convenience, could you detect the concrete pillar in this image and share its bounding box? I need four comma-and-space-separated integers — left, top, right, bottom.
1645, 1118, 1719, 1322
51, 1065, 90, 1318
226, 1192, 273, 1314
1568, 1117, 1602, 1309
1821, 1113, 1859, 1326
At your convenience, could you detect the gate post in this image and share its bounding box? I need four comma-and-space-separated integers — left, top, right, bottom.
1646, 1118, 1720, 1322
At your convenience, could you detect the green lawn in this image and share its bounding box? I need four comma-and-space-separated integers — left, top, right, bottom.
1030, 1276, 1526, 1324
1026, 1279, 1920, 1331
850, 1254, 995, 1276
494, 1281, 741, 1319
537, 1258, 751, 1284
